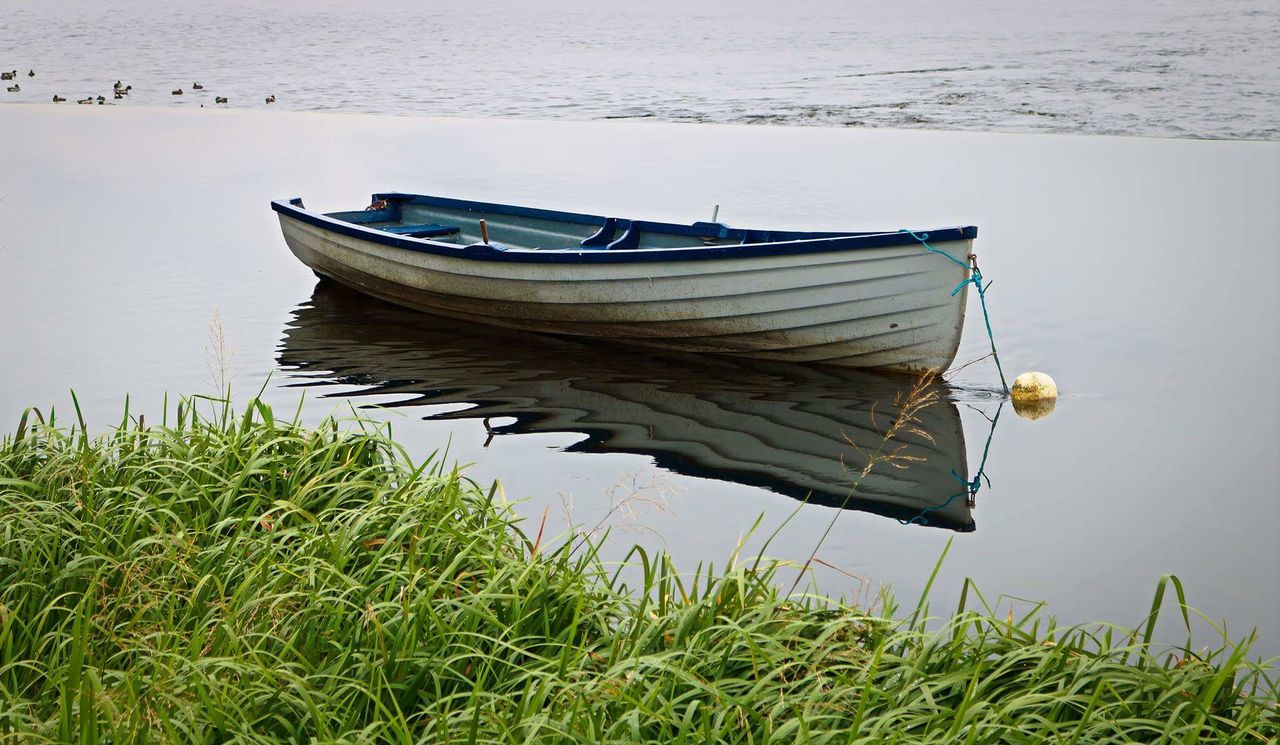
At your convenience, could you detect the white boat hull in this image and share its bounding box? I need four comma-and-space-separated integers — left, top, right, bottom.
277, 213, 972, 373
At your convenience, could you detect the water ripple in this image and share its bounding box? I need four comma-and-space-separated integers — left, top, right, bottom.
1, 0, 1276, 139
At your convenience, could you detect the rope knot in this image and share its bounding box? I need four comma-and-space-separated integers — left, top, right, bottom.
951, 270, 982, 297
950, 469, 983, 496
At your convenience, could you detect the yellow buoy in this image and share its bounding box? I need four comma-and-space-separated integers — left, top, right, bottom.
1011, 371, 1058, 420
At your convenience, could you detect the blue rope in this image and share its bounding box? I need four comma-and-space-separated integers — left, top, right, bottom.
900, 230, 1009, 393
899, 490, 967, 527
949, 468, 984, 495
899, 470, 985, 527
899, 400, 1004, 527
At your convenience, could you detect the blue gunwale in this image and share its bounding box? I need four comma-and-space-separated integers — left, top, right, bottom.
271, 193, 978, 265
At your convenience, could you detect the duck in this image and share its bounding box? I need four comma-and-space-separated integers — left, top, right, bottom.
96, 95, 105, 103
192, 81, 203, 90
28, 69, 34, 77
114, 91, 124, 99
0, 70, 15, 80
77, 97, 93, 104
265, 95, 275, 104
215, 96, 228, 104
52, 94, 66, 102
6, 84, 19, 92
171, 88, 183, 95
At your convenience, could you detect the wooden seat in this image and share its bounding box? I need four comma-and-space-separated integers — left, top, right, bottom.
379, 223, 460, 238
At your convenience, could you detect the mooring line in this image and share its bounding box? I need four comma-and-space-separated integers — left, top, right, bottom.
900, 399, 1004, 527
900, 229, 1010, 394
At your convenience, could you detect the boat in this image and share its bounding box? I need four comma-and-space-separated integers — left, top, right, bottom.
278, 282, 983, 531
271, 193, 978, 373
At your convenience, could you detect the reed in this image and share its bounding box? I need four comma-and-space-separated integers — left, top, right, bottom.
0, 397, 1275, 743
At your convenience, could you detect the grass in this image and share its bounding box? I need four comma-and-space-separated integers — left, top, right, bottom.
0, 396, 1275, 743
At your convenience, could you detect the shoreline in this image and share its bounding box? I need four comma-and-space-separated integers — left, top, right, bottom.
5, 101, 1277, 147
1, 396, 1275, 740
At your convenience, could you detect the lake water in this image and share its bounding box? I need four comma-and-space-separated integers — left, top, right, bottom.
1, 105, 1276, 657
2, 0, 1278, 140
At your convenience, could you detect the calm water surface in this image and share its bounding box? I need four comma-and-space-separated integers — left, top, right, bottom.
2, 0, 1278, 139
0, 105, 1277, 656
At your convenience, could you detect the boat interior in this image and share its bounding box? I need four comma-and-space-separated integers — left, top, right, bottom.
322, 192, 876, 251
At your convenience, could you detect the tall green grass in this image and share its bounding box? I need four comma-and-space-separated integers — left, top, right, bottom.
0, 397, 1275, 743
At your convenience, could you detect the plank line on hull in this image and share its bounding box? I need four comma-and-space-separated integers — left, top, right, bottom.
373, 267, 950, 307
382, 250, 951, 293
302, 266, 962, 369
296, 250, 958, 333
337, 279, 955, 347
355, 272, 958, 326
334, 255, 955, 305
732, 336, 948, 360
617, 333, 946, 360
286, 217, 965, 288
378, 295, 955, 345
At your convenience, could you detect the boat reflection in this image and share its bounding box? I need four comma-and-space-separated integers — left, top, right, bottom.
278, 282, 984, 531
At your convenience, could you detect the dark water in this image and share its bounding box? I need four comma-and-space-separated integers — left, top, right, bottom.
0, 105, 1277, 656
2, 0, 1278, 139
